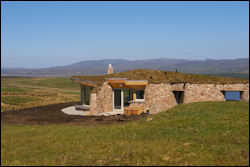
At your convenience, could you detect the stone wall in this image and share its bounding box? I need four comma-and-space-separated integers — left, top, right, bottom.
144, 83, 249, 115
89, 93, 98, 115
184, 84, 224, 103
240, 84, 249, 101
145, 83, 177, 114
89, 82, 113, 115
171, 83, 185, 91
184, 83, 249, 103
89, 82, 249, 115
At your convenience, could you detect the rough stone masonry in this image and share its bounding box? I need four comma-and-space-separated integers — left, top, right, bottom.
89, 82, 249, 115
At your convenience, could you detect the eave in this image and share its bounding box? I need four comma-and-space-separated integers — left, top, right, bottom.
71, 78, 97, 87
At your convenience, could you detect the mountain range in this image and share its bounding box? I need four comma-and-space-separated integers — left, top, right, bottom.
1, 58, 249, 77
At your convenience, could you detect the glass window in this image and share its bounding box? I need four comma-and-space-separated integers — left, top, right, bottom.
224, 91, 241, 101
114, 89, 122, 109
123, 89, 133, 107
81, 86, 93, 105
85, 86, 93, 105
136, 90, 144, 100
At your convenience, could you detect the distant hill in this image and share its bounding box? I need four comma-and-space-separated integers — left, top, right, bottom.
1, 58, 249, 78
159, 58, 249, 74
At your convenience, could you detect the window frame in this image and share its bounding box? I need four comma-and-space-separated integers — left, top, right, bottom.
135, 89, 145, 101
221, 91, 242, 101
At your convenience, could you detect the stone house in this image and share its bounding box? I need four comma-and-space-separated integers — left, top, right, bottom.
71, 65, 249, 115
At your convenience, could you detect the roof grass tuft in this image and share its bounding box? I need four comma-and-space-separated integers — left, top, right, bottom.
72, 69, 249, 92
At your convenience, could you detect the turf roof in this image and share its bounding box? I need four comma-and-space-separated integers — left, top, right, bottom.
72, 69, 249, 92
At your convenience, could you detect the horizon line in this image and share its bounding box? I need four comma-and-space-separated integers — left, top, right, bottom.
2, 57, 249, 69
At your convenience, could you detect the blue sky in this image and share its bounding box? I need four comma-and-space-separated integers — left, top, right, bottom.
1, 1, 249, 68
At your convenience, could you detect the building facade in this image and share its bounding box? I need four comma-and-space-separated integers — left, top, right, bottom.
71, 67, 249, 115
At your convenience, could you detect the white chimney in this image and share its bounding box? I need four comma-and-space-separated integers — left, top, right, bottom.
107, 64, 114, 74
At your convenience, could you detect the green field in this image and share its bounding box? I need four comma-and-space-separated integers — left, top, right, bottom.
1, 77, 80, 111
1, 77, 249, 165
1, 101, 249, 166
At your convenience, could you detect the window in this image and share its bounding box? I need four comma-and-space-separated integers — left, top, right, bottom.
81, 85, 93, 105
123, 89, 133, 107
135, 90, 144, 100
114, 89, 122, 109
222, 91, 242, 101
85, 86, 93, 105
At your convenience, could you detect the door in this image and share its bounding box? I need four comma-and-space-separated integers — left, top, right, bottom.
114, 89, 122, 111
81, 85, 93, 105
113, 89, 133, 112
123, 89, 133, 107
173, 91, 184, 104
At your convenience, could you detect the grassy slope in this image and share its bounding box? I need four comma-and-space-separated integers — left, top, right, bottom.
1, 101, 249, 166
1, 77, 80, 111
207, 73, 249, 79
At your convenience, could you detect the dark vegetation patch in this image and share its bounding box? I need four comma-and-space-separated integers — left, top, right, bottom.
1, 102, 147, 125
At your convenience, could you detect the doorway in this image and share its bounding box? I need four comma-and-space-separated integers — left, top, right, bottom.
81, 85, 93, 105
113, 89, 133, 112
173, 91, 184, 104
114, 89, 122, 110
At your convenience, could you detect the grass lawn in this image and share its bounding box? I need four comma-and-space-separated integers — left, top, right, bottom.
1, 96, 39, 106
1, 101, 249, 166
1, 87, 29, 93
1, 77, 80, 111
16, 78, 79, 90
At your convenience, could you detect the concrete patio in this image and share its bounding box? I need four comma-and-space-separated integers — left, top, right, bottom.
61, 106, 124, 116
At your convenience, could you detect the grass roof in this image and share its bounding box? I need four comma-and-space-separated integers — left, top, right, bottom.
72, 69, 249, 93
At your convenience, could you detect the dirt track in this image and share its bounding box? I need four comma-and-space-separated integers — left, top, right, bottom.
1, 102, 147, 125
